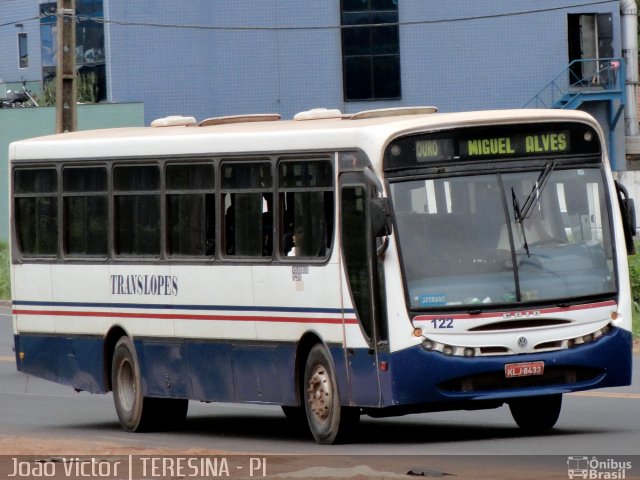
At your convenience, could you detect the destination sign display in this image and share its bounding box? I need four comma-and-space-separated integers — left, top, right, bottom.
385, 122, 601, 170
461, 131, 569, 159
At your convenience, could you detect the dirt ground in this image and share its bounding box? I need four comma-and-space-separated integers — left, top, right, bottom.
0, 435, 573, 480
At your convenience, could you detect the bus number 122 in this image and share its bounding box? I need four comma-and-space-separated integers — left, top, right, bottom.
431, 318, 454, 329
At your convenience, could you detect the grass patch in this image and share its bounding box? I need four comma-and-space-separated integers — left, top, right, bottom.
0, 242, 9, 300
628, 243, 640, 339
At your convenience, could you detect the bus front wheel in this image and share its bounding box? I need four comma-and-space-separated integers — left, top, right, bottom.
303, 344, 359, 444
509, 394, 562, 433
111, 336, 188, 432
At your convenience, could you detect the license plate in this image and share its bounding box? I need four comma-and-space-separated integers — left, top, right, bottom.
505, 361, 544, 378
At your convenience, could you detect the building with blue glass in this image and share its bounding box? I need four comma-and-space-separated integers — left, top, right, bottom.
1, 1, 638, 169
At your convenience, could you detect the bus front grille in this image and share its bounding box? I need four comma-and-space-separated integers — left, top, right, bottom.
438, 366, 603, 393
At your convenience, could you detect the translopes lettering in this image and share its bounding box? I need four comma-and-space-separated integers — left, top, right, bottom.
110, 274, 178, 296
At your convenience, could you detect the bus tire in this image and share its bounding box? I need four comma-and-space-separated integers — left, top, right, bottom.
303, 344, 359, 444
509, 394, 562, 432
112, 336, 147, 431
111, 336, 189, 432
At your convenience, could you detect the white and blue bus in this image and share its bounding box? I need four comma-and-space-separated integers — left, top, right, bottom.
9, 107, 635, 444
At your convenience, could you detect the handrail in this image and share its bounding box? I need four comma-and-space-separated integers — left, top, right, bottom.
523, 57, 625, 108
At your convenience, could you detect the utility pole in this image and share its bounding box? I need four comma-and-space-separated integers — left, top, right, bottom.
55, 0, 76, 133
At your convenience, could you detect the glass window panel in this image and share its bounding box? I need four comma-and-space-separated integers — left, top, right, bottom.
372, 0, 397, 10
373, 55, 401, 98
63, 167, 107, 192
166, 164, 214, 190
115, 195, 160, 255
341, 186, 373, 338
64, 196, 107, 255
391, 168, 615, 310
223, 192, 273, 257
502, 168, 614, 301
343, 0, 370, 12
221, 162, 272, 189
344, 56, 373, 100
18, 33, 28, 68
342, 11, 372, 25
15, 197, 58, 255
14, 169, 57, 194
281, 191, 333, 258
114, 165, 159, 191
342, 24, 371, 56
371, 23, 399, 55
279, 160, 333, 188
167, 193, 215, 256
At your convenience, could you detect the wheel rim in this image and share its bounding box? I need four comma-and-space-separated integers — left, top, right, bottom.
116, 358, 136, 412
306, 365, 333, 423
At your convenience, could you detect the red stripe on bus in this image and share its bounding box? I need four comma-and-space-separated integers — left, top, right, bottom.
413, 300, 617, 322
12, 309, 359, 325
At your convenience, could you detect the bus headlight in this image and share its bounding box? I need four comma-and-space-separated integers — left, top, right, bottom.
422, 339, 434, 351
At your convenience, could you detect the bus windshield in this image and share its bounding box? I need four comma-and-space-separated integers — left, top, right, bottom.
391, 167, 616, 309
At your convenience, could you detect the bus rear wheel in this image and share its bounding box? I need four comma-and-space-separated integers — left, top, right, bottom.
111, 336, 188, 432
509, 394, 562, 433
303, 344, 359, 444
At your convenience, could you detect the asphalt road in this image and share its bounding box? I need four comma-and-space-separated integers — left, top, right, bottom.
1, 306, 639, 478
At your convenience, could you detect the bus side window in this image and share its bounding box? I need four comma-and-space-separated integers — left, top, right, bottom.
221, 161, 273, 258
14, 168, 59, 257
278, 159, 334, 259
166, 163, 215, 257
63, 166, 108, 256
113, 165, 161, 256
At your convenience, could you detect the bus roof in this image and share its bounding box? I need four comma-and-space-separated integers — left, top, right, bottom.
9, 108, 602, 164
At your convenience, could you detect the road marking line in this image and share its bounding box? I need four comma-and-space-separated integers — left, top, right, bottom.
569, 391, 640, 400
0, 355, 15, 362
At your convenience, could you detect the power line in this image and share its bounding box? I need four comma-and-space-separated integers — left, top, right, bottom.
0, 16, 40, 28
0, 0, 619, 32
80, 0, 618, 31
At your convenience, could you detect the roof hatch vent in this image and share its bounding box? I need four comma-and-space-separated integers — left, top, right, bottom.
199, 114, 281, 126
350, 106, 438, 120
150, 115, 197, 127
293, 108, 343, 121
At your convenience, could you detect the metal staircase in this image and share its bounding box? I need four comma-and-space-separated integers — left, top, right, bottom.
524, 58, 626, 163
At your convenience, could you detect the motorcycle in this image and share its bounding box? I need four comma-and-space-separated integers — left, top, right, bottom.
0, 82, 38, 108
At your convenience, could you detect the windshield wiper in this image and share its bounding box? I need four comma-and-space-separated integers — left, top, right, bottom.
511, 187, 530, 256
520, 161, 556, 220
510, 161, 556, 257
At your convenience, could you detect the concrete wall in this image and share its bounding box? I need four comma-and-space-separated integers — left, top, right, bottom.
1, 1, 629, 166
0, 2, 41, 87
102, 0, 621, 121
101, 1, 628, 167
0, 102, 144, 241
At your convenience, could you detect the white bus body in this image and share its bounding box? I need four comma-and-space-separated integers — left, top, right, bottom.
9, 108, 634, 443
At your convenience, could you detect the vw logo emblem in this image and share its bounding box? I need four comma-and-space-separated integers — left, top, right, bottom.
517, 336, 528, 348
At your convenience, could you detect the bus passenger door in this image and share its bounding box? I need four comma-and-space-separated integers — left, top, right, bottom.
339, 171, 388, 407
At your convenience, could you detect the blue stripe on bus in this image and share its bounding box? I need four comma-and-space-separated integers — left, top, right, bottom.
12, 299, 354, 315
14, 327, 632, 409
14, 334, 351, 405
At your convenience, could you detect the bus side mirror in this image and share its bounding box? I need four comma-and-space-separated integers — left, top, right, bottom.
370, 197, 393, 238
615, 181, 636, 254
622, 197, 636, 233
